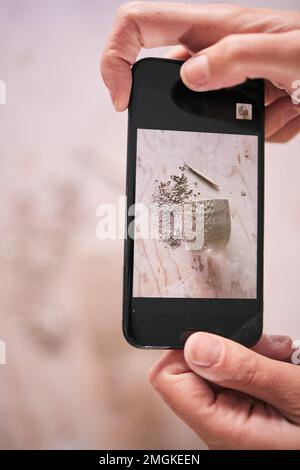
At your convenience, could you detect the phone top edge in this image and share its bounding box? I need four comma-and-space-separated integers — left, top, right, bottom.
131, 57, 184, 74
131, 57, 265, 91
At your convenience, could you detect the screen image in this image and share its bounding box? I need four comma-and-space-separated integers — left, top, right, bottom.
133, 128, 258, 299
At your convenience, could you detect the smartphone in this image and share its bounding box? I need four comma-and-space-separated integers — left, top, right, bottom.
123, 58, 264, 349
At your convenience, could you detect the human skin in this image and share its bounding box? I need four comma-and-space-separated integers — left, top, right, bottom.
149, 333, 300, 449
101, 2, 300, 449
101, 2, 300, 142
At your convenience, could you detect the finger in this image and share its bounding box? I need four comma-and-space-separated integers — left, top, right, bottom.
264, 80, 288, 106
101, 3, 297, 110
265, 97, 300, 139
167, 54, 287, 106
149, 351, 253, 447
267, 115, 300, 143
165, 50, 299, 140
149, 350, 215, 414
167, 58, 288, 104
180, 30, 300, 94
252, 334, 293, 361
165, 45, 191, 60
149, 350, 300, 449
184, 333, 300, 420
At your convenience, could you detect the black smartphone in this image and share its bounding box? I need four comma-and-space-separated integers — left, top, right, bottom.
123, 58, 264, 349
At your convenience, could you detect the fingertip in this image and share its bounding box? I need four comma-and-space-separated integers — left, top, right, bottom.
165, 45, 191, 61
113, 98, 127, 112
100, 51, 132, 112
109, 87, 130, 111
180, 54, 210, 91
184, 332, 224, 369
184, 331, 202, 359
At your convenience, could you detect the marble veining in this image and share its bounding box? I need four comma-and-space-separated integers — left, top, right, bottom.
133, 129, 258, 299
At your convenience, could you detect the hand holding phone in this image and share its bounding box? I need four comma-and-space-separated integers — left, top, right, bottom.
101, 2, 300, 145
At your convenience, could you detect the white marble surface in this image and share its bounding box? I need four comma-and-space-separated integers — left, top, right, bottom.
133, 129, 258, 298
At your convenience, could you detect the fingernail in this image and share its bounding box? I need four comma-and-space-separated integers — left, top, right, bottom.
189, 333, 223, 367
181, 55, 210, 90
110, 91, 123, 112
283, 106, 299, 124
113, 99, 122, 112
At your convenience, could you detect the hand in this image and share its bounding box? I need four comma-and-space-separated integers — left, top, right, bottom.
149, 333, 300, 449
101, 2, 300, 142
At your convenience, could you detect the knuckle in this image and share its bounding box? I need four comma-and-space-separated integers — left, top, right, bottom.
272, 30, 300, 64
117, 1, 143, 21
148, 363, 164, 392
269, 31, 300, 69
100, 49, 118, 83
231, 4, 245, 15
101, 46, 120, 69
213, 4, 247, 23
221, 35, 246, 62
219, 3, 245, 14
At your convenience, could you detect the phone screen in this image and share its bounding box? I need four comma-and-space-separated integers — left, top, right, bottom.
133, 128, 258, 299
124, 58, 264, 348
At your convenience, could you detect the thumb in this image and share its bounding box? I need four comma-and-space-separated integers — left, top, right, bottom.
184, 332, 300, 423
180, 30, 300, 96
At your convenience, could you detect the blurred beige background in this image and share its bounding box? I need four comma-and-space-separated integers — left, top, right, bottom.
0, 0, 299, 450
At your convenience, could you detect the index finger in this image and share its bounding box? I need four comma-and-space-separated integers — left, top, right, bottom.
101, 2, 294, 111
